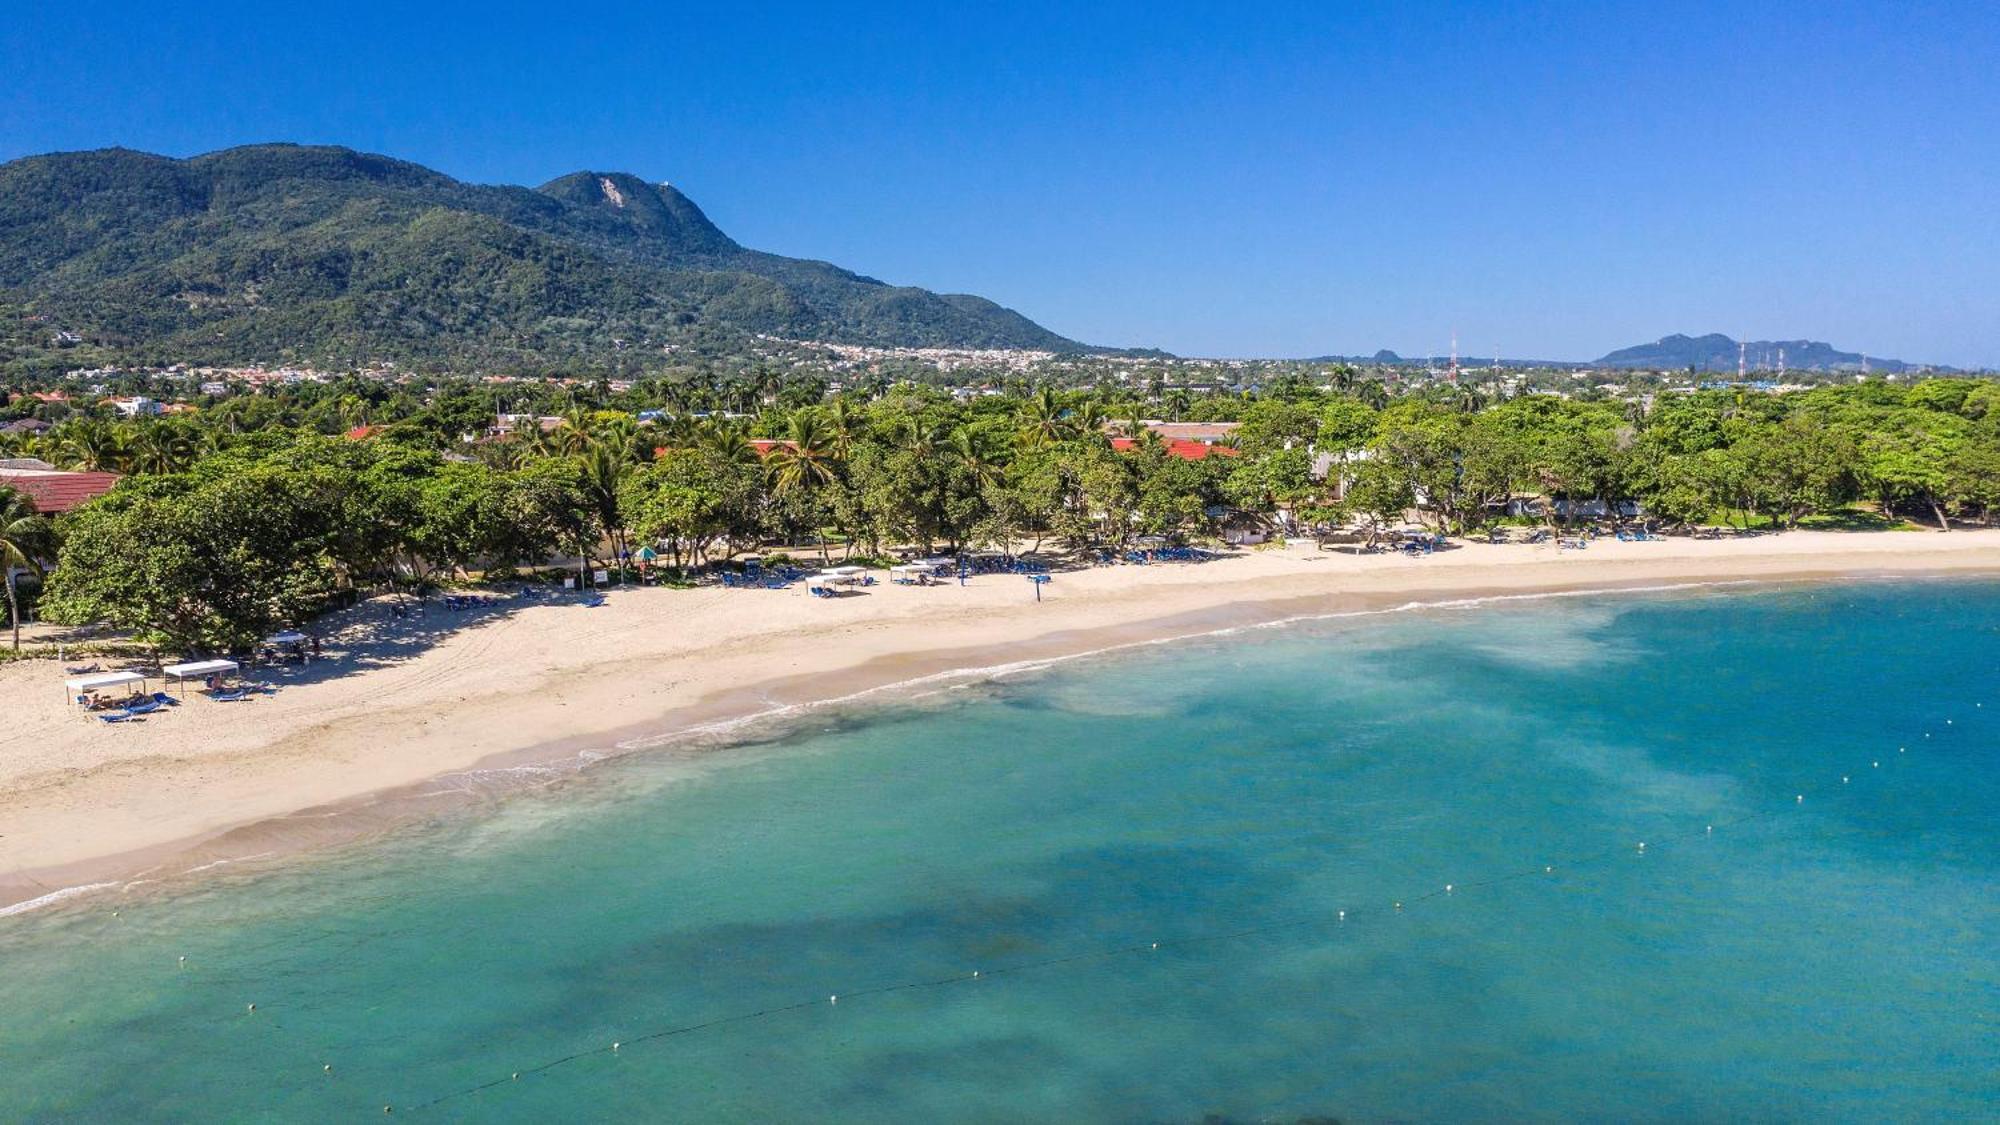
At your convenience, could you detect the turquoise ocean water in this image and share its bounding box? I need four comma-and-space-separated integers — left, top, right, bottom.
2, 579, 1995, 1122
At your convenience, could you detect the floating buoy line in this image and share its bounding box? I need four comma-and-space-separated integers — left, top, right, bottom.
104, 700, 1996, 1116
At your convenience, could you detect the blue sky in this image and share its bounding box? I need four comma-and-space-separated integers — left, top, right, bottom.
3, 2, 1996, 365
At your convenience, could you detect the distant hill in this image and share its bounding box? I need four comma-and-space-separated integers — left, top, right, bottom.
0, 144, 1099, 369
1595, 333, 1929, 373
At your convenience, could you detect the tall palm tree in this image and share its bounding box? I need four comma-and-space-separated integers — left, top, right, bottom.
700, 420, 757, 466
131, 423, 198, 474
579, 444, 633, 567
0, 487, 54, 650
824, 398, 864, 460
1017, 387, 1067, 449
767, 410, 838, 498
592, 415, 644, 463
57, 420, 126, 472
900, 416, 946, 461
1070, 400, 1108, 442
948, 424, 1007, 491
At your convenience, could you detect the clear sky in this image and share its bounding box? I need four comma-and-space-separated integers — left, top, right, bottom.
3, 1, 1996, 365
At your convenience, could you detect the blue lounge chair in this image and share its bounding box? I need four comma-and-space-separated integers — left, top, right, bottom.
211, 688, 252, 702
125, 698, 163, 715
150, 691, 179, 706
98, 709, 138, 723
582, 594, 608, 607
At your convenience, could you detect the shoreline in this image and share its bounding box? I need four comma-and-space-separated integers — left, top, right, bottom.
5, 531, 2000, 914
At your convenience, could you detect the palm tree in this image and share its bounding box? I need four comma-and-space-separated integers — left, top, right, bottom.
700, 420, 757, 466
579, 444, 633, 569
1357, 380, 1391, 411
1070, 400, 1108, 442
130, 423, 198, 474
1017, 387, 1067, 449
57, 420, 126, 472
0, 487, 54, 650
948, 424, 1007, 492
767, 410, 838, 498
900, 416, 946, 461
592, 415, 644, 463
824, 398, 864, 460
1452, 383, 1488, 415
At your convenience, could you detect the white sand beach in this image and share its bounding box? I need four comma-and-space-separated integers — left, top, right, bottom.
4, 529, 1998, 909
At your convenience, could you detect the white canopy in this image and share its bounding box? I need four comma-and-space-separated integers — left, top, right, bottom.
820, 566, 867, 577
890, 564, 930, 575
916, 557, 955, 568
268, 631, 308, 645
163, 659, 239, 681
65, 670, 145, 695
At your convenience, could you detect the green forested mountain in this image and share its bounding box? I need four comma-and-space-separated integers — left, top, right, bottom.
0, 144, 1093, 369
1595, 333, 1924, 373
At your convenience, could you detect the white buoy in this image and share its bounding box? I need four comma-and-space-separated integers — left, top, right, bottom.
1842, 776, 1849, 784
1445, 884, 1454, 893
1150, 942, 1158, 950
247, 1003, 256, 1012
178, 956, 186, 965
1338, 910, 1345, 921
1797, 794, 1804, 803
1545, 865, 1553, 874
612, 1042, 620, 1051
829, 995, 837, 1005
1706, 825, 1713, 834
323, 1064, 332, 1074
1873, 761, 1880, 768
1637, 842, 1646, 851
972, 971, 980, 978
1394, 901, 1403, 911
512, 1073, 520, 1081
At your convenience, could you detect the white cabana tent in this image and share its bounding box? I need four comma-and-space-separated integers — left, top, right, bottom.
821, 566, 868, 578
65, 670, 146, 704
889, 564, 935, 585
162, 659, 240, 695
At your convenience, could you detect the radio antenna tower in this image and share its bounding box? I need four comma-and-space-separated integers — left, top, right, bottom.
1778, 347, 1786, 379
1738, 340, 1747, 379
1448, 331, 1459, 383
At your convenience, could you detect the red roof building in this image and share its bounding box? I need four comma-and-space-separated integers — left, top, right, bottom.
0, 468, 123, 514
1109, 437, 1240, 461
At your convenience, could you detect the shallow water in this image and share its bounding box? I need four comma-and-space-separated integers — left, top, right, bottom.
2, 580, 1996, 1122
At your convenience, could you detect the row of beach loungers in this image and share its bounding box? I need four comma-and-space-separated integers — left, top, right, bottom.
1120, 546, 1214, 565
87, 683, 279, 723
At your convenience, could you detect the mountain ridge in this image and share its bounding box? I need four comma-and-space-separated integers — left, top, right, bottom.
0, 143, 1100, 368
1593, 332, 1934, 373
